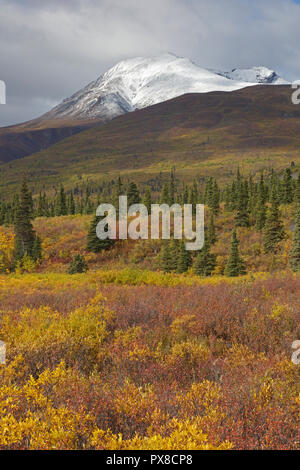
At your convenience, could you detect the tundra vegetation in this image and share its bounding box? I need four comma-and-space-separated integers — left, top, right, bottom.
0, 167, 299, 450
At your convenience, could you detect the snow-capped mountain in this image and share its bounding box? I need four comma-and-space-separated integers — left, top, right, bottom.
42, 53, 288, 122
213, 66, 288, 84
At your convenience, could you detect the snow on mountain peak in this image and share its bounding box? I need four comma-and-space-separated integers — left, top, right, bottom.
214, 66, 288, 85
43, 54, 289, 122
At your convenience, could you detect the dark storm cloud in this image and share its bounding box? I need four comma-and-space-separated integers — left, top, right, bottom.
1, 0, 300, 126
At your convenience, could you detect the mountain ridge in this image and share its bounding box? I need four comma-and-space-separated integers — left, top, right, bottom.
41, 53, 288, 122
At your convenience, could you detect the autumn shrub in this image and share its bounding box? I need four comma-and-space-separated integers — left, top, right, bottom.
0, 271, 299, 449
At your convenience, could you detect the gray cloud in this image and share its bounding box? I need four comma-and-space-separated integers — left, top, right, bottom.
1, 0, 300, 126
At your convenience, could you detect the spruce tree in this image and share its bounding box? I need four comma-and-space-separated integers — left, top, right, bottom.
49, 202, 55, 217
86, 215, 115, 253
143, 188, 152, 213
289, 211, 300, 271
258, 172, 267, 204
127, 182, 141, 206
169, 170, 176, 205
37, 192, 44, 217
294, 174, 300, 206
68, 254, 88, 274
169, 239, 178, 272
194, 239, 216, 276
14, 178, 36, 261
207, 212, 217, 246
282, 168, 293, 204
183, 186, 189, 204
85, 197, 94, 214
161, 241, 172, 273
235, 182, 250, 228
255, 190, 266, 231
205, 177, 213, 207
224, 185, 231, 212
263, 190, 285, 253
225, 229, 246, 277
270, 169, 281, 203
42, 192, 50, 217
176, 240, 192, 274
56, 185, 68, 216
211, 180, 220, 215
69, 192, 75, 215
161, 183, 170, 205
32, 235, 42, 262
113, 176, 123, 215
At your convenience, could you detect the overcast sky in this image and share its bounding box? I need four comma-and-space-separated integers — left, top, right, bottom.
1, 0, 300, 126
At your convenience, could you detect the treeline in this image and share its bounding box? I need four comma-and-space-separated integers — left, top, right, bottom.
0, 166, 298, 225
83, 165, 300, 277
4, 165, 300, 276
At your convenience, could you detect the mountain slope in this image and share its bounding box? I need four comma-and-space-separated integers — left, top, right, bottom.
0, 120, 96, 164
0, 54, 288, 164
1, 85, 299, 196
41, 53, 288, 122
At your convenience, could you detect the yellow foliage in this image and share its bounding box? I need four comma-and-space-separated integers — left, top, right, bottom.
0, 229, 14, 273
114, 380, 157, 425
21, 253, 36, 273
175, 381, 222, 419
171, 315, 196, 340
91, 419, 233, 450
0, 360, 94, 450
0, 294, 115, 372
165, 340, 210, 368
269, 303, 290, 321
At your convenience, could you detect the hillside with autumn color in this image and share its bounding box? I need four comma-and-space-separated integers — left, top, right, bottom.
2, 86, 300, 197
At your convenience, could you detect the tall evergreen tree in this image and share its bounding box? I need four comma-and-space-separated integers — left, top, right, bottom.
294, 174, 300, 207
270, 169, 281, 203
127, 182, 141, 206
14, 178, 36, 260
258, 172, 268, 204
289, 210, 300, 271
56, 185, 68, 216
143, 188, 152, 213
224, 229, 246, 277
161, 183, 170, 205
32, 235, 42, 262
282, 168, 293, 204
207, 212, 217, 246
169, 170, 176, 205
169, 239, 179, 272
235, 180, 250, 227
69, 192, 75, 215
182, 186, 189, 204
86, 215, 115, 253
229, 180, 238, 210
194, 238, 216, 276
255, 189, 267, 231
37, 192, 44, 217
211, 180, 220, 215
205, 177, 213, 206
224, 185, 231, 212
176, 240, 192, 274
161, 241, 172, 273
85, 197, 94, 214
263, 189, 285, 253
113, 176, 123, 215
